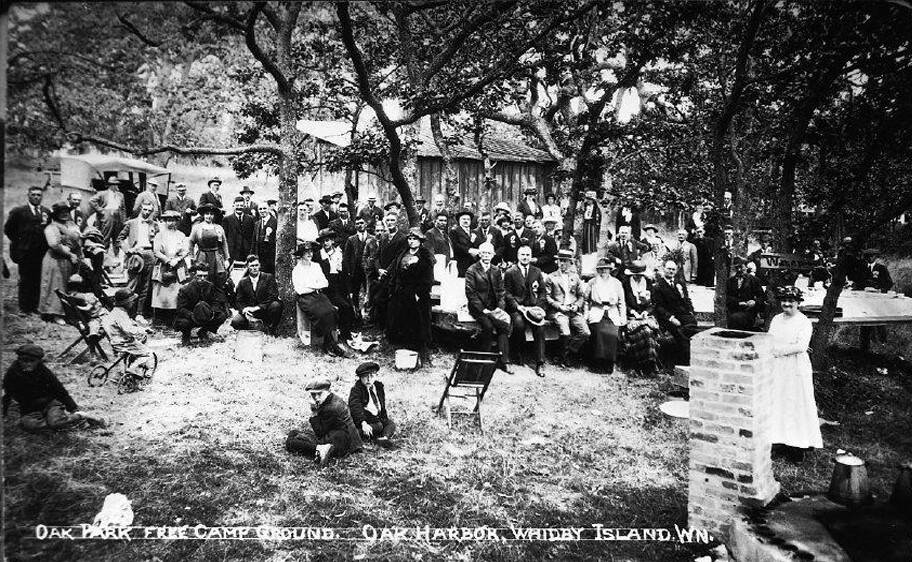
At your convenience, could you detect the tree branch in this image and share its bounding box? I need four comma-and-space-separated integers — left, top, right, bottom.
43, 75, 67, 131
116, 12, 162, 47
66, 132, 285, 157
245, 2, 292, 97
184, 2, 246, 31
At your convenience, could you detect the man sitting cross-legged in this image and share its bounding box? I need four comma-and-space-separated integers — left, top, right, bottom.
2, 344, 105, 431
286, 378, 363, 466
175, 263, 230, 346
348, 361, 396, 449
230, 254, 283, 335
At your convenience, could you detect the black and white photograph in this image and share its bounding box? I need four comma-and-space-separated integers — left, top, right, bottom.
2, 1, 912, 560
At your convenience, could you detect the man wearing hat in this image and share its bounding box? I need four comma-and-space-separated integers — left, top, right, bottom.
101, 288, 156, 377
175, 263, 230, 345
546, 249, 590, 367
198, 177, 224, 224
239, 186, 259, 217
449, 209, 480, 277
4, 185, 51, 314
132, 179, 162, 219
348, 362, 396, 448
518, 187, 543, 220
285, 378, 363, 466
3, 343, 105, 431
464, 242, 512, 370
164, 183, 196, 236
89, 175, 127, 246
652, 260, 699, 365
357, 195, 384, 234
329, 202, 356, 239
331, 191, 345, 213
504, 244, 548, 376
117, 199, 159, 320
726, 256, 767, 331
223, 196, 256, 264
313, 195, 338, 231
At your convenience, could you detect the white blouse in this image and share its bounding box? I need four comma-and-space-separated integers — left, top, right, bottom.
292, 261, 328, 294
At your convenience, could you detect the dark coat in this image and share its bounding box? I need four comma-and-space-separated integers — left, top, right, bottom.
423, 227, 453, 260
464, 261, 506, 317
222, 212, 256, 263
530, 234, 558, 274
517, 199, 543, 219
2, 360, 78, 415
860, 262, 893, 292
348, 380, 389, 426
378, 230, 408, 271
606, 239, 651, 269
651, 276, 696, 329
356, 205, 384, 232
329, 216, 356, 239
198, 191, 224, 224
726, 274, 766, 315
501, 229, 527, 265
312, 209, 338, 232
504, 264, 547, 312
624, 277, 655, 315
694, 236, 715, 286
475, 225, 505, 257
343, 232, 370, 278
4, 204, 51, 264
164, 194, 197, 235
449, 225, 481, 276
309, 392, 363, 455
615, 208, 642, 240
235, 273, 279, 309
176, 278, 227, 315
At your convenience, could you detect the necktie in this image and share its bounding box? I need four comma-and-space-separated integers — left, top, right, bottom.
369, 386, 380, 411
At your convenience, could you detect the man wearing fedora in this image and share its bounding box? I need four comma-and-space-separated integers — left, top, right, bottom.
89, 175, 127, 247
102, 288, 156, 377
450, 209, 480, 277
348, 362, 396, 448
547, 249, 590, 367
198, 177, 224, 224
175, 263, 230, 345
286, 378, 363, 466
3, 343, 105, 431
357, 195, 384, 234
132, 179, 162, 219
313, 195, 338, 231
118, 199, 159, 321
223, 196, 256, 264
239, 186, 259, 216
164, 183, 197, 236
504, 244, 549, 377
4, 185, 50, 314
230, 254, 283, 335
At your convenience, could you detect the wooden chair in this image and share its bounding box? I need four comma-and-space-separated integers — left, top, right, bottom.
54, 290, 109, 364
436, 349, 501, 435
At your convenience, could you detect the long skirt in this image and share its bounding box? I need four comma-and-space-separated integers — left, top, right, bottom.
387, 285, 432, 350
297, 292, 338, 339
770, 352, 823, 448
38, 255, 73, 316
152, 280, 181, 310
589, 318, 619, 360
624, 316, 660, 368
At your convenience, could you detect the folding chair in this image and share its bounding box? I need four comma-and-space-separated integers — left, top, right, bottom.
436, 349, 501, 435
54, 290, 109, 364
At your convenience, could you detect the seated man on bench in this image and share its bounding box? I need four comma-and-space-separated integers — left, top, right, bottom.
286, 378, 363, 466
504, 244, 548, 377
230, 254, 283, 335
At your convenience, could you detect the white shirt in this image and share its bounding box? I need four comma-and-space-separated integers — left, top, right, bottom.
292, 262, 328, 294
249, 273, 260, 292
321, 248, 343, 274
365, 384, 380, 416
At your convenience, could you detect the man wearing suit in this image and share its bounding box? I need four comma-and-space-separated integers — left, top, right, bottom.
89, 176, 127, 247
449, 210, 481, 277
423, 212, 453, 267
163, 183, 196, 236
499, 215, 522, 267
252, 206, 277, 274
175, 264, 230, 345
222, 196, 256, 264
674, 229, 699, 283
285, 378, 363, 466
132, 180, 162, 219
474, 211, 504, 262
357, 195, 384, 234
615, 201, 642, 240
343, 216, 372, 316
348, 361, 396, 448
198, 177, 224, 224
423, 195, 451, 232
66, 192, 85, 231
415, 197, 430, 232
512, 212, 533, 247
606, 225, 650, 276
117, 200, 159, 319
517, 187, 543, 220
230, 255, 283, 334
372, 213, 408, 328
504, 245, 548, 376
464, 243, 512, 371
529, 220, 558, 275
312, 195, 338, 232
860, 248, 893, 292
329, 203, 356, 239
239, 186, 259, 216
652, 260, 700, 366
726, 256, 766, 331
4, 186, 50, 313
546, 249, 590, 367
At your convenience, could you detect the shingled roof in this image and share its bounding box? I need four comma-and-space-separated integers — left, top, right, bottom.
296, 119, 555, 164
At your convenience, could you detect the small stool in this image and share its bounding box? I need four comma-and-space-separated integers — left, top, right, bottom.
296, 305, 324, 349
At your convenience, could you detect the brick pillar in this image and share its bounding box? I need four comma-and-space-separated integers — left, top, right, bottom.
688, 328, 780, 538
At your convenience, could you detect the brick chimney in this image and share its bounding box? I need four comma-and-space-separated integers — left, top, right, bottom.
688, 328, 781, 538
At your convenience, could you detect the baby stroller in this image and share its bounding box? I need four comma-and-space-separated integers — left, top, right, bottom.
87, 350, 158, 394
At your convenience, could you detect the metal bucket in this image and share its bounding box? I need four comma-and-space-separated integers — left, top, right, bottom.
827, 454, 871, 507
234, 330, 263, 364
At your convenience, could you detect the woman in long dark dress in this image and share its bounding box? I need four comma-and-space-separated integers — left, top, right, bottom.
622, 260, 661, 375
386, 228, 435, 366
39, 202, 83, 324
580, 191, 602, 255
188, 204, 230, 286
586, 257, 626, 373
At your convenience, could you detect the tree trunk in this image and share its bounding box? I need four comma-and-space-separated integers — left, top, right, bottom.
275, 97, 299, 333
430, 114, 459, 205
809, 259, 846, 370
711, 131, 730, 327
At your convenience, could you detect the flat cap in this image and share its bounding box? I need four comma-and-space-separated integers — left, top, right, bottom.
304, 378, 331, 392
355, 361, 380, 377
16, 343, 45, 359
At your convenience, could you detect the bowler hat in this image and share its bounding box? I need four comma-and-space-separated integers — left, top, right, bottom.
197, 203, 220, 216
192, 301, 214, 324
240, 186, 255, 195
521, 306, 547, 327
317, 228, 337, 242
267, 199, 278, 205
384, 201, 401, 211
415, 197, 427, 203
595, 257, 618, 270
355, 361, 380, 378
624, 260, 647, 276
319, 195, 333, 205
16, 343, 45, 359
207, 177, 223, 186
456, 208, 474, 220
406, 227, 426, 241
305, 378, 331, 392
113, 288, 138, 307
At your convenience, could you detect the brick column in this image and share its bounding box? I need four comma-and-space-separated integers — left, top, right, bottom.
688, 328, 780, 538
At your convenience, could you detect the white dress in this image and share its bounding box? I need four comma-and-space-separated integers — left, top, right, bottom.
768, 311, 823, 448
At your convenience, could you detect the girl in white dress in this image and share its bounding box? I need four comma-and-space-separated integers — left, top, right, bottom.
768, 286, 823, 461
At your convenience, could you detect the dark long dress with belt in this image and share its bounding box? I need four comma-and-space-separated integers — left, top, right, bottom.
386, 245, 434, 351
622, 277, 661, 372
190, 223, 229, 286
581, 200, 602, 254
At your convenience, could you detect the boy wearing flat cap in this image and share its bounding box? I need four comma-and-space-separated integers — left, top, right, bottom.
3, 344, 105, 431
286, 378, 363, 466
348, 362, 396, 448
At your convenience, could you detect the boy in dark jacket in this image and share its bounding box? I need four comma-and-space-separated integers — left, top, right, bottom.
286, 378, 363, 466
348, 362, 396, 448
